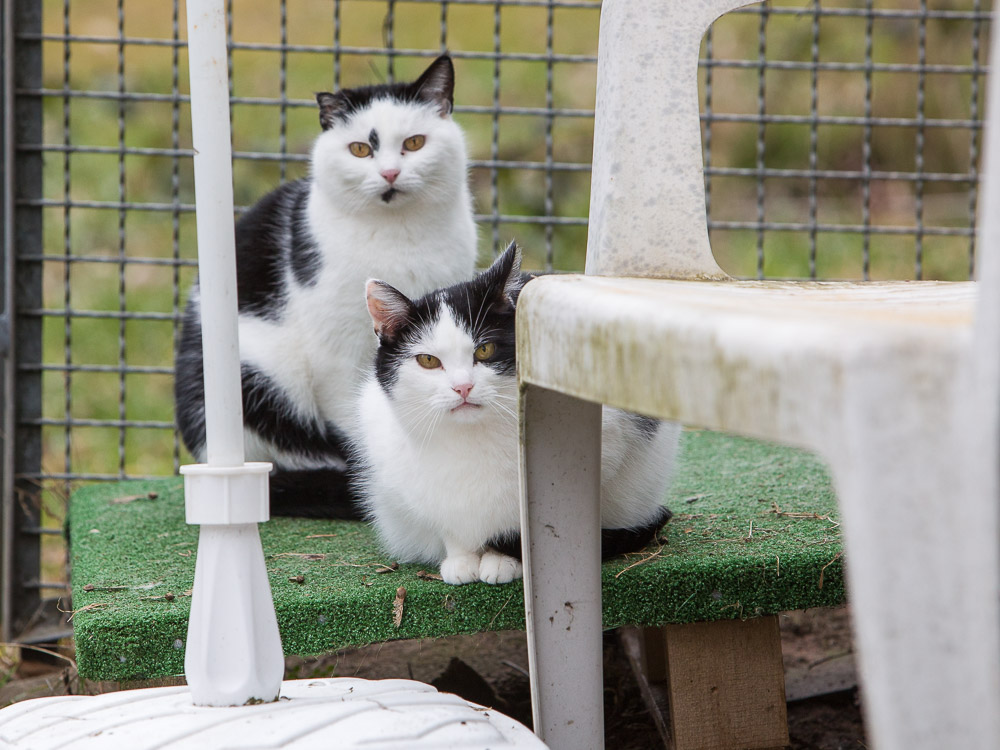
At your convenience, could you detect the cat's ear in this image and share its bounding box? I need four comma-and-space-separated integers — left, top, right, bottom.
413, 55, 455, 117
316, 91, 350, 130
481, 241, 527, 310
366, 280, 414, 341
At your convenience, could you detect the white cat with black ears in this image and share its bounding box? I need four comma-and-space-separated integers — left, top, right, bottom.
357, 243, 680, 585
175, 55, 477, 518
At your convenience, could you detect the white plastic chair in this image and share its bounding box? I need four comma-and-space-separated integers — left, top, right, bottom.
0, 2, 545, 748
516, 1, 1000, 749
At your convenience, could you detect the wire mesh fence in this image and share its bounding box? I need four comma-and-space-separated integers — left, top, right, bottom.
1, 0, 991, 638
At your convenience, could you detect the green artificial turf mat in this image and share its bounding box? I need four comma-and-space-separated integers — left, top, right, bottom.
68, 430, 845, 681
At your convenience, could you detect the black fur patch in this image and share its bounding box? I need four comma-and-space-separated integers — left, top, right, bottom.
486, 505, 673, 562
174, 313, 210, 460
599, 505, 673, 558
229, 178, 319, 320
269, 468, 364, 520
627, 413, 661, 439
369, 128, 380, 152
288, 185, 322, 288
240, 365, 351, 461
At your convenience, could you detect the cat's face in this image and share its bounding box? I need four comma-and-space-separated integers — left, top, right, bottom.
387, 306, 516, 428
311, 56, 468, 211
366, 243, 527, 431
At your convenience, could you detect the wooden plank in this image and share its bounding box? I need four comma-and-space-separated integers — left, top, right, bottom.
664, 617, 788, 750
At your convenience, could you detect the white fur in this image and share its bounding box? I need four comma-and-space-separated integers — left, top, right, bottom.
210, 97, 477, 464
355, 310, 680, 585
356, 309, 521, 583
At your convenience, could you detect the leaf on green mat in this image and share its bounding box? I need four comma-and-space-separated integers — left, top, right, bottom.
393, 586, 407, 628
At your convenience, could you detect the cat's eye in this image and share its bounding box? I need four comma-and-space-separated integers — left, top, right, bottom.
349, 142, 372, 158
416, 353, 442, 369
402, 135, 426, 152
474, 342, 496, 361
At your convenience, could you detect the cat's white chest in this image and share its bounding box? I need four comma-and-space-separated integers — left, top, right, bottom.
357, 379, 521, 557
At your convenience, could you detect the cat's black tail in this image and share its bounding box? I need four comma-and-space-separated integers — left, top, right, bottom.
486, 505, 673, 562
268, 468, 365, 520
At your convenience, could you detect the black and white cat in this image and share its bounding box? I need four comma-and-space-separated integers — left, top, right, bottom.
175, 56, 478, 517
356, 243, 680, 585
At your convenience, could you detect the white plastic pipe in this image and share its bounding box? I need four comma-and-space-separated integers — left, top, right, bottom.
182, 0, 283, 707
186, 0, 244, 468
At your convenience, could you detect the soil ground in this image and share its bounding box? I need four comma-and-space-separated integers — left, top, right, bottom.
287, 605, 867, 749
3, 606, 865, 749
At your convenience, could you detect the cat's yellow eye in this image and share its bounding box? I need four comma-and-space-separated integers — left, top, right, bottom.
403, 135, 426, 152
349, 142, 372, 158
474, 342, 496, 361
416, 353, 442, 369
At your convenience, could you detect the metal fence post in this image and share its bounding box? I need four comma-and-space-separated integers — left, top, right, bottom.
1, 0, 43, 644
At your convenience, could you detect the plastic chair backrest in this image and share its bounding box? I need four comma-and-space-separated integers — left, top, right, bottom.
586, 0, 759, 279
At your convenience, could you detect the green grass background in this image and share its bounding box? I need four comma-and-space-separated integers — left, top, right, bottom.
29, 0, 989, 586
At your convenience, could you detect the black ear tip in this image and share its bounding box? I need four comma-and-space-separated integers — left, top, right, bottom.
426, 55, 454, 89
502, 241, 521, 268
431, 53, 453, 70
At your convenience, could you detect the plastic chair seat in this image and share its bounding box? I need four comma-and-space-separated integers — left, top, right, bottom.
517, 276, 976, 439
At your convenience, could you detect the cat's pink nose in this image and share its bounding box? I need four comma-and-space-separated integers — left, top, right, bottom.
381, 169, 400, 184
453, 383, 474, 400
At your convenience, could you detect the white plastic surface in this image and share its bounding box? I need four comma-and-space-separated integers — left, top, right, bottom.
182, 0, 284, 707
0, 679, 547, 749
586, 0, 756, 280
519, 388, 603, 748
515, 0, 1000, 747
186, 0, 244, 467
183, 522, 285, 707
182, 462, 272, 525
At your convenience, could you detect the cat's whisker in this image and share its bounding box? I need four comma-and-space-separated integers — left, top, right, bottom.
394, 398, 438, 423
463, 287, 473, 327
414, 406, 445, 455
472, 294, 492, 337
488, 400, 518, 421
489, 392, 519, 404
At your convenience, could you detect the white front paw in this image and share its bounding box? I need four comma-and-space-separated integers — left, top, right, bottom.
440, 553, 482, 585
479, 550, 523, 585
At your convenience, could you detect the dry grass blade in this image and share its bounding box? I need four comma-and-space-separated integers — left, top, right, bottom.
416, 570, 443, 581
769, 502, 841, 528
273, 552, 326, 561
111, 491, 159, 504
818, 551, 843, 590
65, 602, 108, 622
392, 586, 407, 628
488, 592, 517, 629
615, 541, 666, 579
